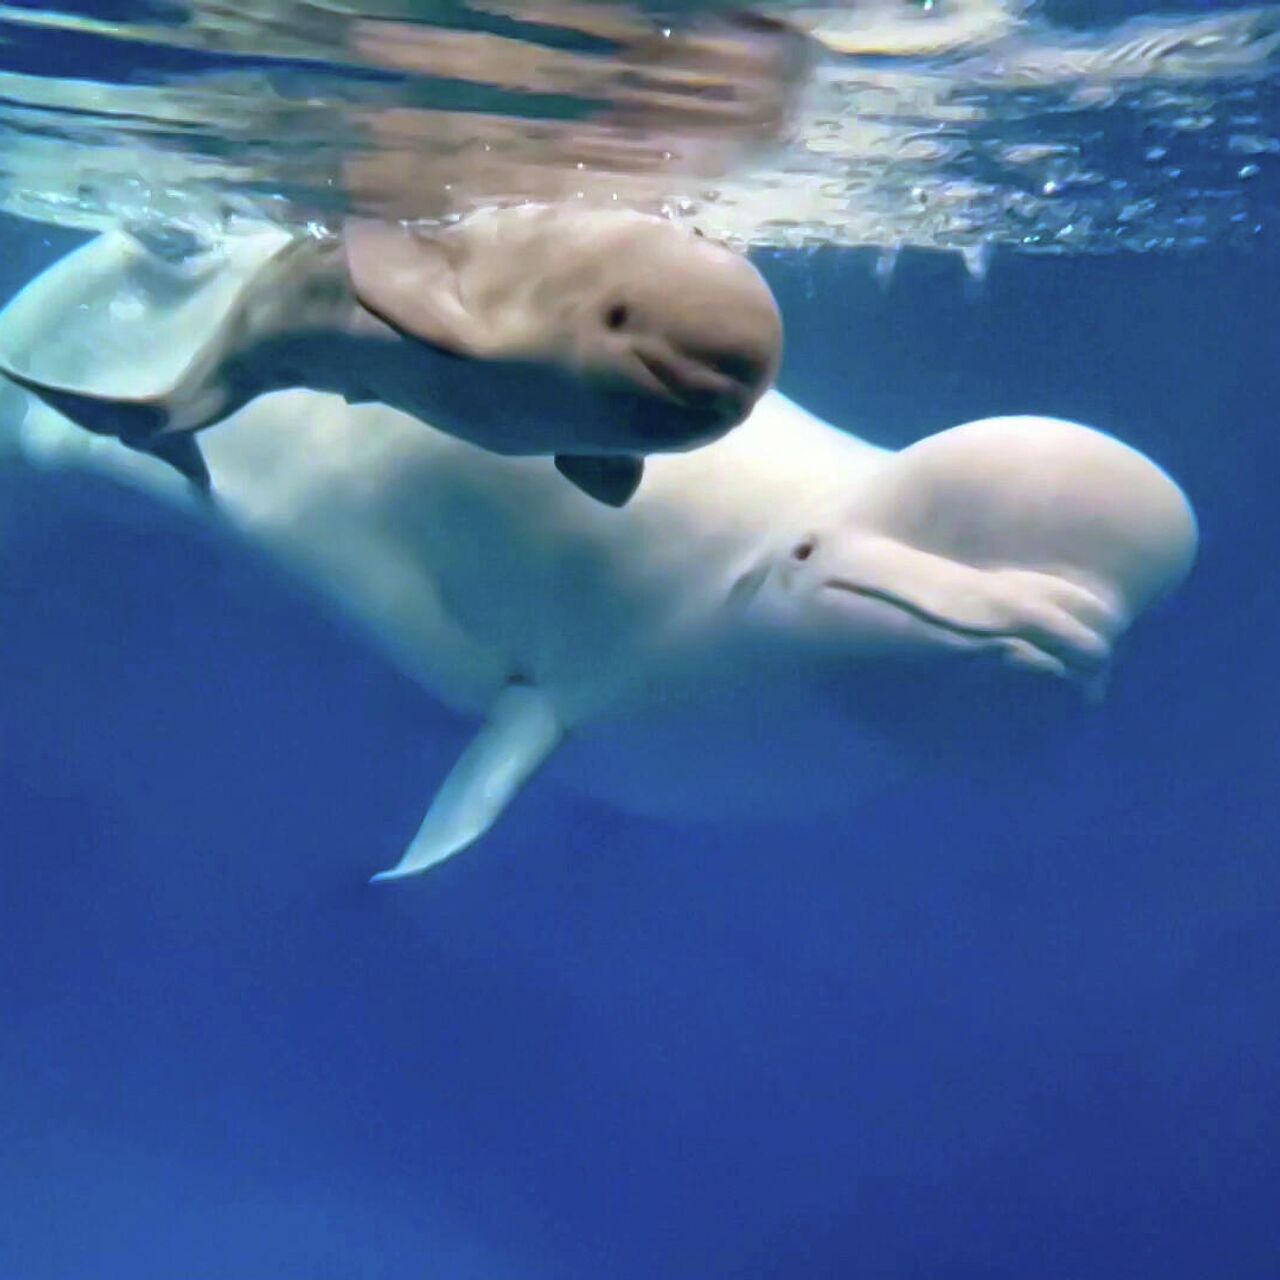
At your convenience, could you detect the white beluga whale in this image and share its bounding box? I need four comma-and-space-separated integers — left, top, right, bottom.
0, 374, 1198, 882
0, 204, 782, 507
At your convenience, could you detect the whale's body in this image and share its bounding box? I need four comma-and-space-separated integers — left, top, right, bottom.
202, 389, 902, 822
3, 383, 1197, 875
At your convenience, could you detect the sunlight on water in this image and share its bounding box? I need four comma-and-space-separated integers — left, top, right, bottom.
0, 0, 1278, 251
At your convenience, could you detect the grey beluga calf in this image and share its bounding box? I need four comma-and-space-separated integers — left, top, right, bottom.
0, 203, 783, 507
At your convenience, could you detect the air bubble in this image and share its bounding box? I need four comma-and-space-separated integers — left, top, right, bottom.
873, 246, 900, 290
961, 241, 992, 284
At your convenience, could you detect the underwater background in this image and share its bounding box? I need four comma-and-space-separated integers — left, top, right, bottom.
0, 212, 1277, 1280
1, 0, 1280, 1271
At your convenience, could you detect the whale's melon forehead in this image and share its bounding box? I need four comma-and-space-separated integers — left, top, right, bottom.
451, 206, 780, 393
460, 204, 740, 291
448, 206, 678, 318
850, 415, 1199, 617
455, 201, 682, 258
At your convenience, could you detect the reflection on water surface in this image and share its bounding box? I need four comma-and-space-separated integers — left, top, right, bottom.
0, 0, 1279, 251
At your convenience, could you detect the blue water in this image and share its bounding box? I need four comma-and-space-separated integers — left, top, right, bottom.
0, 216, 1277, 1279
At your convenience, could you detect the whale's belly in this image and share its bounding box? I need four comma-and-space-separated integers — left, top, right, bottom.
199, 389, 794, 716
200, 390, 519, 711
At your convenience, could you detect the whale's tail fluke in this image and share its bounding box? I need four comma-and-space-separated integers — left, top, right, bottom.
0, 377, 202, 509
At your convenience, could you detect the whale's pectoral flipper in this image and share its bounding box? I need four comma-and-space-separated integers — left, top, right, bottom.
1, 370, 167, 441
370, 682, 565, 883
2, 372, 215, 491
144, 434, 212, 493
2, 373, 212, 491
554, 453, 644, 507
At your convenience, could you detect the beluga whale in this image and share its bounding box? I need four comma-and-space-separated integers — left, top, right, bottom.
0, 203, 782, 507
0, 369, 1199, 883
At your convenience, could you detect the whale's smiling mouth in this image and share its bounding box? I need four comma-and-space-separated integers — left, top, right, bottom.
632, 346, 748, 423
823, 575, 1112, 699
823, 579, 1015, 643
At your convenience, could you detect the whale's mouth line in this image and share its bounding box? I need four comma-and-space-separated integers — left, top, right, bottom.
629, 350, 683, 403
823, 579, 1017, 645
634, 348, 744, 418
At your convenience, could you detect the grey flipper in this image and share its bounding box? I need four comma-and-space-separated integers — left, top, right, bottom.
145, 434, 212, 492
1, 369, 169, 442
2, 371, 211, 490
554, 453, 645, 507
370, 682, 565, 883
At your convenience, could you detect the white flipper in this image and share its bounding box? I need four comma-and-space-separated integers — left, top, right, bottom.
370, 682, 564, 883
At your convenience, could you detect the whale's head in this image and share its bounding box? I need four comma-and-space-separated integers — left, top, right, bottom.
343, 206, 781, 460
726, 415, 1199, 763
537, 211, 783, 448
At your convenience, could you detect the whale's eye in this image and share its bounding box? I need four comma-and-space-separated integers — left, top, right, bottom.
605, 303, 629, 330
792, 538, 816, 561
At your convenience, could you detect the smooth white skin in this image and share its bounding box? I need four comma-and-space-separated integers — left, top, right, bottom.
4, 386, 1198, 823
